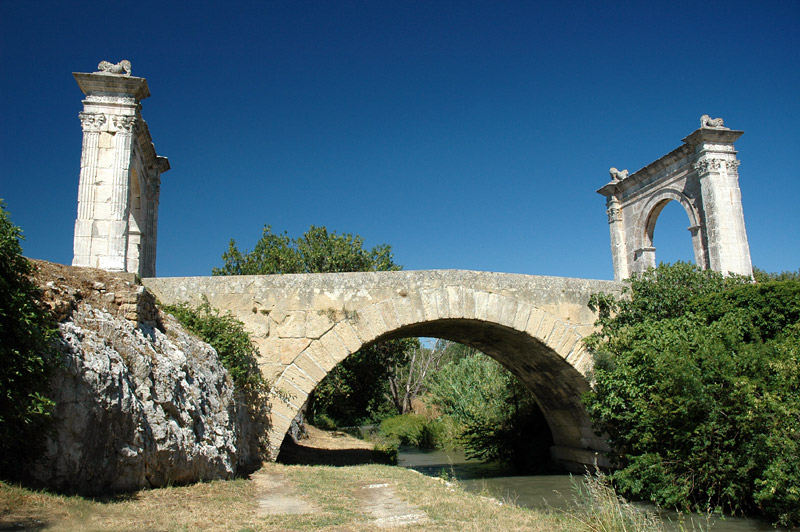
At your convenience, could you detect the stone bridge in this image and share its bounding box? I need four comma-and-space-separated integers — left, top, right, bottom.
73, 63, 752, 471
144, 270, 623, 470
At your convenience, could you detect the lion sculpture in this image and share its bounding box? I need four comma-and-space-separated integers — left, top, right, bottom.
97, 60, 132, 76
700, 114, 726, 129
609, 167, 629, 181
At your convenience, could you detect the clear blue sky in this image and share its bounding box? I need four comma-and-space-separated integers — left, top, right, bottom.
2, 1, 798, 280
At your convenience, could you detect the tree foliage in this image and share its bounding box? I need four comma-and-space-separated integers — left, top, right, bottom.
214, 224, 408, 427
0, 200, 55, 478
308, 337, 418, 426
426, 349, 553, 472
213, 225, 399, 275
584, 262, 800, 526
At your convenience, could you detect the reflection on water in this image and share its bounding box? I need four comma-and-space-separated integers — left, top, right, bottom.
397, 446, 790, 532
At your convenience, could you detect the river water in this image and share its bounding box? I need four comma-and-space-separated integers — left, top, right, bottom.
397, 446, 791, 531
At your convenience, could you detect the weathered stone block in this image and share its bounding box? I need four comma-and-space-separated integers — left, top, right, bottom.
318, 329, 350, 366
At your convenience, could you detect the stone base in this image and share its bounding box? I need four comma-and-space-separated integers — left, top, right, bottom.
550, 445, 611, 473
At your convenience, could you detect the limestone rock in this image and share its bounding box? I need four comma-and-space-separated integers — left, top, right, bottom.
28, 302, 257, 494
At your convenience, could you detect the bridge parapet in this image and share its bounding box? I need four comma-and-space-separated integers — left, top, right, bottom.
144, 270, 620, 376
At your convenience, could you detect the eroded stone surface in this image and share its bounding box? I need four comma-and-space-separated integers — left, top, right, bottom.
27, 263, 259, 494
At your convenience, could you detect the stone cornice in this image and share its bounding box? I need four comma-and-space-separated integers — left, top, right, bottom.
683, 127, 743, 147
597, 127, 743, 198
597, 143, 692, 197
73, 72, 150, 101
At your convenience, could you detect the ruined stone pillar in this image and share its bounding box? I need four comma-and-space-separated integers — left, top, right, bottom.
690, 128, 752, 277
72, 61, 168, 276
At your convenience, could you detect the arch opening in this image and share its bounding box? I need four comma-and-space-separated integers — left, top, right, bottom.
274, 317, 605, 472
644, 199, 698, 266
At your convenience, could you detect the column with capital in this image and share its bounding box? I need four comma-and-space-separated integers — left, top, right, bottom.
72, 112, 106, 267
688, 126, 752, 276
71, 61, 167, 275
605, 195, 629, 281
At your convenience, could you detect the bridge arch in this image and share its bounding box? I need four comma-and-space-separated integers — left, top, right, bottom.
269, 286, 606, 470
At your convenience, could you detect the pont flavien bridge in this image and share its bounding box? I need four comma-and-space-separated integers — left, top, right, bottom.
144, 270, 622, 468
71, 61, 753, 470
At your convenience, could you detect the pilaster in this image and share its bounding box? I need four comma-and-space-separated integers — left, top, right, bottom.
605, 195, 628, 281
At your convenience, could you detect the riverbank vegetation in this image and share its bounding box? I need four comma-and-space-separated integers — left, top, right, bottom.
585, 262, 800, 527
309, 340, 556, 474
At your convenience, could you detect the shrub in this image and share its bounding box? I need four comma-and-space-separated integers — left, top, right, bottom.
379, 413, 442, 448
0, 200, 55, 479
584, 262, 800, 526
426, 353, 554, 471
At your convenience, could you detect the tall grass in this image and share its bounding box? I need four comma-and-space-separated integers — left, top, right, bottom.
558, 471, 666, 532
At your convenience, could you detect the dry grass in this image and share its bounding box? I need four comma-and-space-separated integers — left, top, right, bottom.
2, 463, 575, 532
1, 477, 259, 531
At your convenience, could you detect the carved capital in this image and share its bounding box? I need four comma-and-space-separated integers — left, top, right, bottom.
726, 160, 741, 172
111, 115, 137, 133
79, 112, 106, 132
607, 207, 622, 224
694, 158, 723, 174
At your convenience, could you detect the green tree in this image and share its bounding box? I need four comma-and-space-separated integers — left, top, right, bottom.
584, 262, 800, 526
213, 225, 399, 275
0, 200, 55, 479
214, 225, 407, 427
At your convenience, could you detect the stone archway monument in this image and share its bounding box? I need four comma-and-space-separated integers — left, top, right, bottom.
72, 60, 169, 277
597, 115, 752, 281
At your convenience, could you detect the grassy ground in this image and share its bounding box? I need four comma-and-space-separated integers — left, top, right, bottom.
1, 463, 570, 532
2, 428, 675, 532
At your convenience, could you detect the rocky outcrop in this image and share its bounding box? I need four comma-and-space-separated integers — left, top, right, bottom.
27, 262, 260, 494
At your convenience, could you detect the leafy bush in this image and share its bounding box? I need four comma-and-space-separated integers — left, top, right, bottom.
584, 262, 800, 526
162, 298, 274, 459
379, 414, 443, 448
0, 201, 55, 479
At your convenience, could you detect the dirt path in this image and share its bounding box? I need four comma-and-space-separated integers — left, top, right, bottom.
251, 468, 318, 516
255, 427, 428, 526
357, 481, 428, 527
